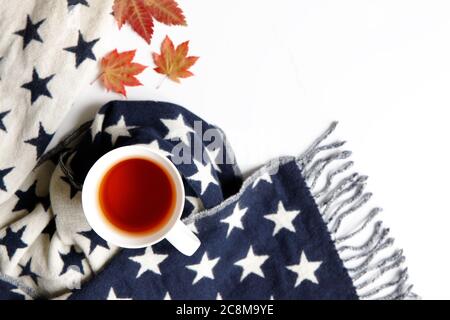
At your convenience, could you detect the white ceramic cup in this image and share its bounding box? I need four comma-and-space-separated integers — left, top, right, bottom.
81, 145, 201, 256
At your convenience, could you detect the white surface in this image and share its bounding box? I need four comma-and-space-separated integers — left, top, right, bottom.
54, 1, 450, 299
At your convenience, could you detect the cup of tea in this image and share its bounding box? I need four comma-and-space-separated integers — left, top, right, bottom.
82, 145, 201, 256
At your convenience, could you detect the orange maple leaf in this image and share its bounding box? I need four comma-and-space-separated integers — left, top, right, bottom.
144, 0, 186, 26
152, 35, 199, 84
113, 0, 186, 44
100, 49, 147, 97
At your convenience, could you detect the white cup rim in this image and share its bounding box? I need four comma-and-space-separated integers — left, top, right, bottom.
81, 145, 185, 249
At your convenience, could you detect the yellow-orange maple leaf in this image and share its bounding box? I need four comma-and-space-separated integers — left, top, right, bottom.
152, 36, 199, 83
100, 49, 147, 97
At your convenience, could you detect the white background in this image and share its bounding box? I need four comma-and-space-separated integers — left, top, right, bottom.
54, 1, 450, 299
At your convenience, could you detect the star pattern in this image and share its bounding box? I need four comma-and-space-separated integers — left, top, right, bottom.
104, 115, 136, 145
146, 140, 172, 158
64, 31, 99, 68
42, 216, 57, 239
0, 102, 360, 300
186, 252, 220, 284
234, 246, 269, 282
24, 122, 54, 159
13, 181, 49, 213
90, 113, 104, 141
206, 145, 222, 173
78, 229, 109, 254
61, 176, 79, 199
0, 110, 10, 132
19, 258, 40, 285
0, 226, 27, 259
264, 201, 301, 236
252, 172, 273, 188
59, 246, 85, 276
188, 159, 219, 195
14, 15, 45, 49
129, 247, 168, 278
220, 202, 248, 237
286, 251, 322, 287
21, 68, 54, 105
186, 195, 204, 214
0, 167, 13, 192
107, 287, 131, 300
67, 0, 90, 9
161, 114, 194, 145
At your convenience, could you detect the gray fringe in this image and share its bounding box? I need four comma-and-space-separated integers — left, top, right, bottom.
297, 122, 418, 300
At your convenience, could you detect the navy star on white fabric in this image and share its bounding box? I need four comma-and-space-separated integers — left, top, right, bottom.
0, 110, 10, 132
19, 258, 40, 285
21, 68, 55, 105
67, 0, 90, 9
0, 167, 13, 192
13, 180, 50, 213
60, 176, 79, 199
0, 226, 27, 259
78, 229, 109, 254
64, 31, 99, 68
25, 122, 54, 159
59, 246, 85, 276
14, 15, 45, 49
42, 217, 57, 239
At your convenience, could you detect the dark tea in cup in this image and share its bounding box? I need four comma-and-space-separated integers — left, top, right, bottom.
98, 158, 176, 235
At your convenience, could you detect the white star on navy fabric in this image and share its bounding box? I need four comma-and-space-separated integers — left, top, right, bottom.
234, 246, 269, 282
0, 110, 10, 132
164, 292, 171, 300
24, 122, 54, 159
186, 196, 204, 214
90, 113, 104, 141
129, 247, 168, 278
78, 229, 109, 254
206, 145, 222, 173
14, 15, 45, 49
0, 226, 27, 259
107, 287, 131, 300
146, 140, 172, 158
21, 68, 55, 105
59, 246, 85, 276
252, 172, 272, 188
64, 31, 99, 68
67, 0, 90, 9
105, 115, 136, 145
220, 202, 248, 237
11, 288, 33, 300
19, 258, 40, 285
286, 251, 322, 287
188, 159, 219, 195
186, 252, 220, 284
264, 201, 300, 236
161, 114, 194, 145
0, 167, 13, 192
13, 180, 50, 213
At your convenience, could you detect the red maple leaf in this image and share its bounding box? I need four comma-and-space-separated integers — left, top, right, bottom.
113, 0, 186, 44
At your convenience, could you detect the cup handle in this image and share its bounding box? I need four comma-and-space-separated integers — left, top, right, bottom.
165, 220, 201, 256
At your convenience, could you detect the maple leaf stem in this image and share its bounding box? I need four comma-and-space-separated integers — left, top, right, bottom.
156, 75, 167, 89
90, 72, 105, 85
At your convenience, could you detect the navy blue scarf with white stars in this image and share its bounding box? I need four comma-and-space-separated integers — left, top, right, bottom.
0, 100, 417, 300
